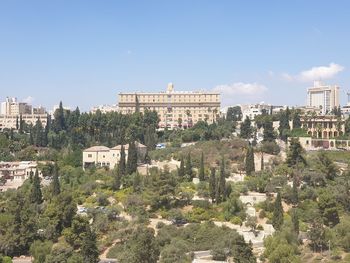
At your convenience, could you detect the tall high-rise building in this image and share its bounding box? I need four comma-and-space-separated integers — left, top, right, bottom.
118, 83, 220, 129
307, 81, 339, 114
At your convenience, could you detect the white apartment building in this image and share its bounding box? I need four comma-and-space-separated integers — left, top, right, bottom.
118, 83, 221, 129
307, 81, 339, 115
90, 104, 119, 114
0, 161, 42, 181
83, 142, 147, 170
240, 103, 272, 120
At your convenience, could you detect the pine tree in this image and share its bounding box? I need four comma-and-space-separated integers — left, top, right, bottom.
240, 116, 252, 139
272, 192, 283, 230
52, 164, 60, 196
185, 152, 193, 181
209, 167, 216, 203
287, 138, 306, 167
81, 229, 99, 263
178, 155, 185, 178
291, 208, 299, 235
30, 169, 42, 204
245, 147, 255, 176
118, 145, 126, 176
199, 152, 205, 181
126, 141, 138, 175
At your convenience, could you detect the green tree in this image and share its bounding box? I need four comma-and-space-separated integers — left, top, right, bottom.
240, 116, 252, 139
286, 138, 306, 167
118, 145, 126, 176
30, 240, 53, 263
292, 111, 301, 129
272, 192, 283, 231
54, 101, 66, 132
263, 120, 276, 142
178, 155, 185, 178
133, 171, 142, 193
278, 108, 290, 142
52, 164, 60, 196
118, 226, 160, 263
185, 152, 193, 181
216, 157, 226, 203
245, 147, 255, 176
126, 141, 138, 175
209, 167, 216, 203
199, 152, 205, 181
291, 176, 298, 206
291, 208, 299, 235
260, 152, 264, 171
81, 229, 99, 263
318, 189, 340, 227
112, 165, 121, 190
30, 169, 42, 204
308, 218, 326, 252
317, 152, 338, 180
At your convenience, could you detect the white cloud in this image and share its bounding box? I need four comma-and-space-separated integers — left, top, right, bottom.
213, 82, 267, 96
23, 96, 34, 104
282, 63, 344, 82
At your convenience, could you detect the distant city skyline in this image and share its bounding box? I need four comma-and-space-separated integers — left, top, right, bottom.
1, 1, 350, 111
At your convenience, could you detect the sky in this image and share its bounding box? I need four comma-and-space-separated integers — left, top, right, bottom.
0, 0, 350, 111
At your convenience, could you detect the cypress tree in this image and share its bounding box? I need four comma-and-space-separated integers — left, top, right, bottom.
52, 164, 60, 196
126, 141, 138, 175
113, 165, 121, 190
245, 147, 255, 176
240, 116, 252, 139
199, 152, 205, 181
16, 115, 19, 130
292, 111, 302, 129
292, 175, 298, 206
19, 114, 23, 133
29, 128, 34, 145
34, 118, 43, 147
81, 229, 99, 263
209, 167, 216, 203
30, 169, 42, 204
291, 208, 299, 235
118, 145, 126, 176
215, 176, 221, 204
178, 155, 185, 178
272, 192, 283, 230
219, 157, 226, 202
185, 152, 193, 181
260, 152, 264, 171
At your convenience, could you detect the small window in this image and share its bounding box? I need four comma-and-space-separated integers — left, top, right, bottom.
88, 154, 92, 158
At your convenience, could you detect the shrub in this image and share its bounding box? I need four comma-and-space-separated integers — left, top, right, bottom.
230, 216, 243, 225
259, 210, 266, 219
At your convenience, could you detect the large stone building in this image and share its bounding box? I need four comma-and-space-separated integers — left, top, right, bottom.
118, 83, 220, 129
307, 81, 339, 115
0, 97, 47, 131
301, 115, 345, 138
82, 142, 147, 170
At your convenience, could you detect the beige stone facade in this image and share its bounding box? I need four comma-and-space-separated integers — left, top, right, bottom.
83, 142, 147, 170
301, 115, 345, 138
118, 83, 220, 129
0, 114, 48, 131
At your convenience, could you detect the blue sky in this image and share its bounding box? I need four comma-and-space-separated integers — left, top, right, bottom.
0, 1, 349, 111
